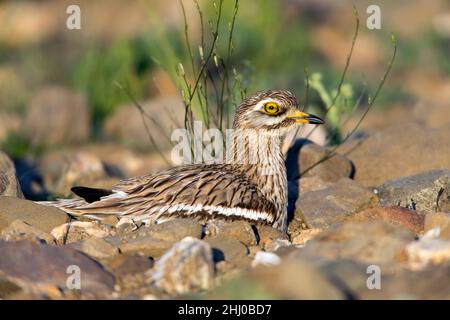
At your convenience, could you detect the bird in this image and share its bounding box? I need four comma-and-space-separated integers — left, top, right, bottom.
41, 90, 324, 232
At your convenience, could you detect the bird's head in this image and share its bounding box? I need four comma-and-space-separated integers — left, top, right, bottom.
233, 90, 324, 132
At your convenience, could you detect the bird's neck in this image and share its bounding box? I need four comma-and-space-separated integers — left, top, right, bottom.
227, 129, 288, 227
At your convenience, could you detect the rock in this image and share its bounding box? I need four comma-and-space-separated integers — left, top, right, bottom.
104, 254, 154, 278
286, 140, 353, 183
290, 254, 450, 299
0, 196, 69, 233
25, 86, 91, 146
265, 239, 293, 252
406, 229, 450, 269
256, 225, 289, 249
150, 237, 214, 295
103, 97, 184, 151
0, 275, 22, 299
377, 169, 450, 212
0, 151, 23, 198
349, 206, 425, 235
425, 212, 450, 239
0, 240, 115, 298
51, 221, 115, 245
205, 236, 251, 268
298, 176, 334, 193
251, 252, 281, 268
205, 220, 257, 246
112, 219, 203, 258
37, 151, 110, 196
291, 228, 322, 246
0, 220, 55, 244
209, 259, 344, 299
340, 122, 450, 186
292, 221, 414, 266
294, 178, 379, 229
77, 237, 120, 260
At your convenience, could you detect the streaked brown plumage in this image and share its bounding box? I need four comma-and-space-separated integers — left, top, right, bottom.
41, 90, 324, 231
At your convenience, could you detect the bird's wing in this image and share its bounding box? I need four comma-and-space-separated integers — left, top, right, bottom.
55, 164, 277, 224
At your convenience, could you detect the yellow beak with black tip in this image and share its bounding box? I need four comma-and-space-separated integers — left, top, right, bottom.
287, 109, 324, 124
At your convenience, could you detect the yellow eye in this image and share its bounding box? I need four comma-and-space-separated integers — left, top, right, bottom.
263, 102, 280, 115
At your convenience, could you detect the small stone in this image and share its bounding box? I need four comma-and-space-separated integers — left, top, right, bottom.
257, 225, 289, 248
104, 255, 154, 278
338, 122, 450, 186
51, 221, 114, 245
0, 275, 22, 299
406, 229, 450, 269
292, 221, 415, 266
208, 259, 344, 299
298, 176, 334, 194
0, 220, 55, 244
0, 240, 114, 297
150, 237, 214, 295
295, 178, 379, 229
113, 219, 203, 258
425, 212, 450, 239
291, 228, 322, 246
264, 239, 292, 252
0, 196, 69, 233
378, 169, 450, 212
0, 151, 24, 198
251, 252, 281, 268
349, 206, 425, 234
38, 151, 108, 196
78, 237, 119, 260
205, 220, 257, 246
248, 245, 262, 258
205, 236, 251, 268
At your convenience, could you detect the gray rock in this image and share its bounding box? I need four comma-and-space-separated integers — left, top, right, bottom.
378, 169, 450, 212
76, 237, 120, 260
150, 237, 214, 295
111, 219, 203, 258
0, 220, 55, 244
0, 196, 69, 233
104, 254, 154, 278
0, 275, 22, 299
286, 140, 353, 182
208, 259, 344, 299
0, 240, 115, 298
348, 206, 425, 235
205, 220, 257, 246
51, 221, 115, 245
37, 151, 109, 196
257, 224, 290, 247
425, 212, 450, 239
25, 86, 91, 146
291, 221, 414, 266
0, 151, 23, 198
339, 122, 450, 186
205, 236, 251, 268
294, 178, 379, 229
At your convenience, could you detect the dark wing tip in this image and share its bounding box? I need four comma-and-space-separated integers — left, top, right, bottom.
71, 186, 113, 203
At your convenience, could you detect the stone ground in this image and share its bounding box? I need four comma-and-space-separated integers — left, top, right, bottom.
0, 0, 449, 301
1, 109, 450, 299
